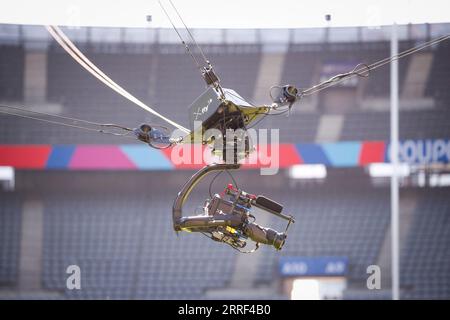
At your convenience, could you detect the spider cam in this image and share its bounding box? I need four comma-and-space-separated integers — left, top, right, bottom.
136, 2, 297, 252
171, 65, 295, 252
185, 65, 301, 163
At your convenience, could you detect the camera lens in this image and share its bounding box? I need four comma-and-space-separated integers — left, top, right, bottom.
271, 232, 287, 250
244, 223, 287, 250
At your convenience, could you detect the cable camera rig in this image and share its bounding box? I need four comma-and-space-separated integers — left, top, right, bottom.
1, 0, 448, 253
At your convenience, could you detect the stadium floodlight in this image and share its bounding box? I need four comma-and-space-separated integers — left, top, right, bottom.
368, 163, 410, 178
289, 164, 327, 179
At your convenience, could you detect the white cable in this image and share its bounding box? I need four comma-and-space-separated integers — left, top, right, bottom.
46, 25, 190, 134
301, 34, 450, 96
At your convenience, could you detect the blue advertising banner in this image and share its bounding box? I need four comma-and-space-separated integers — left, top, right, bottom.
385, 139, 450, 165
279, 257, 348, 277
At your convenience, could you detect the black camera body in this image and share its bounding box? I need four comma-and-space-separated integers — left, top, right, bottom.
173, 164, 295, 252
204, 184, 289, 250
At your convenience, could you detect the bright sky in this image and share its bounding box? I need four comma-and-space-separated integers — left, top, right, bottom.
0, 0, 449, 28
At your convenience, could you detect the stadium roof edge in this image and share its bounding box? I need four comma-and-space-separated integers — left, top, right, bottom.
1, 22, 449, 46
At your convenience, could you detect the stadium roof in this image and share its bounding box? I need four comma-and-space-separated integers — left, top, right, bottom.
0, 0, 449, 29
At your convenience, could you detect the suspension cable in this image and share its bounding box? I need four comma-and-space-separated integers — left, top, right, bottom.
159, 0, 226, 100
167, 0, 210, 66
300, 34, 450, 97
46, 25, 190, 134
158, 0, 203, 72
0, 105, 134, 138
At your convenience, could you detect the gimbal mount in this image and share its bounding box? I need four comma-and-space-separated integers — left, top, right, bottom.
173, 163, 295, 252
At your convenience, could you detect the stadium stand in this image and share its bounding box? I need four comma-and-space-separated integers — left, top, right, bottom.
0, 192, 22, 287
254, 184, 390, 285
340, 109, 450, 141
0, 24, 449, 300
426, 40, 450, 108
0, 171, 449, 300
0, 36, 448, 144
0, 44, 24, 102
47, 46, 155, 130
41, 190, 237, 299
284, 41, 412, 98
401, 188, 450, 299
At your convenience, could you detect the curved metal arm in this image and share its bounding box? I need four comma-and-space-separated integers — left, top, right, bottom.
172, 163, 241, 231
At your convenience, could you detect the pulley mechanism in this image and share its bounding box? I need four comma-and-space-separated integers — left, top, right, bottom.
270, 84, 300, 109
133, 123, 182, 149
